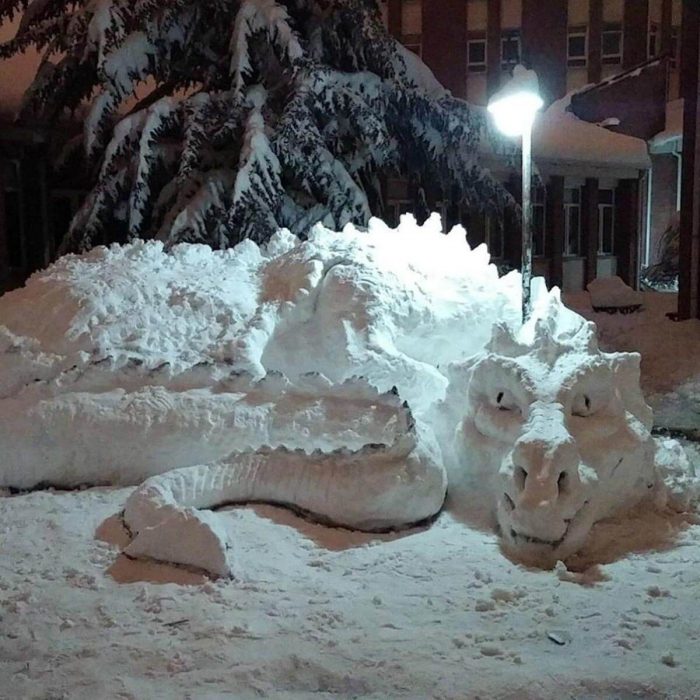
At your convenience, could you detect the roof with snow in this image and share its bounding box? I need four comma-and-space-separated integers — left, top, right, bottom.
530, 94, 651, 172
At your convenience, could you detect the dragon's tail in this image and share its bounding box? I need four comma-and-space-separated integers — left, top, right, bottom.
122, 392, 446, 577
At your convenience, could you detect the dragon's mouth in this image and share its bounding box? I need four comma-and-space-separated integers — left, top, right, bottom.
505, 501, 590, 551
509, 528, 568, 548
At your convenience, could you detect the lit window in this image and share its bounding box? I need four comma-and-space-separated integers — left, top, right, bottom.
501, 31, 521, 69
568, 28, 588, 67
468, 39, 487, 73
598, 189, 615, 254
602, 25, 623, 64
564, 187, 581, 256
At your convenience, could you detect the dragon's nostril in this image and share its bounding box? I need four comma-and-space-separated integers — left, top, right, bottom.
514, 466, 527, 492
503, 493, 515, 511
557, 471, 567, 494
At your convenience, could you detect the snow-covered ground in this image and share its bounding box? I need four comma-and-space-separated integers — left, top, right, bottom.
1, 264, 699, 698
2, 473, 699, 699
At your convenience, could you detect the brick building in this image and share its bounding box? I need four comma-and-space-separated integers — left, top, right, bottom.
381, 0, 685, 292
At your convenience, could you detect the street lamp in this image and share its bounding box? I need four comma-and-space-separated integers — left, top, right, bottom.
488, 65, 544, 322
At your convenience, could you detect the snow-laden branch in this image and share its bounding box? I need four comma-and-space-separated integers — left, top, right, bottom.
4, 0, 510, 251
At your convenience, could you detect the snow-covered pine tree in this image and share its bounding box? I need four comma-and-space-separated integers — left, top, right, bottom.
0, 0, 511, 252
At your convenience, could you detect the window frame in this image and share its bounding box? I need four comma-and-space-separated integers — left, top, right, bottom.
500, 30, 521, 70
597, 189, 616, 255
467, 38, 487, 73
564, 187, 582, 257
601, 25, 623, 65
567, 27, 588, 67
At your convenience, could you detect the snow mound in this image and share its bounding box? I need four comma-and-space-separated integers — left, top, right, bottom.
588, 275, 643, 311
0, 214, 520, 408
0, 238, 265, 382
0, 213, 517, 491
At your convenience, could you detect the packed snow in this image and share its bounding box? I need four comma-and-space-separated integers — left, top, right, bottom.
1, 215, 696, 577
533, 94, 651, 170
1, 217, 699, 697
587, 275, 644, 311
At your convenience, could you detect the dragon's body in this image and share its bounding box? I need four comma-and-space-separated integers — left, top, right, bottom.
0, 217, 694, 575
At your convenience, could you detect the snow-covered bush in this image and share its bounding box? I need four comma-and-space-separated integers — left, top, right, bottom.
640, 215, 680, 292
0, 0, 510, 251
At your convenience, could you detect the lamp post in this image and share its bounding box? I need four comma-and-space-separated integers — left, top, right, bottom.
487, 65, 543, 322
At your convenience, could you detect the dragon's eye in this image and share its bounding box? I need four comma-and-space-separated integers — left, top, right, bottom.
495, 390, 519, 413
572, 394, 593, 417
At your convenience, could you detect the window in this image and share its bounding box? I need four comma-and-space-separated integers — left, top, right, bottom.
602, 25, 623, 64
648, 21, 659, 58
564, 187, 581, 256
485, 216, 504, 259
598, 189, 615, 254
568, 27, 588, 67
468, 39, 487, 73
501, 31, 521, 69
532, 186, 546, 257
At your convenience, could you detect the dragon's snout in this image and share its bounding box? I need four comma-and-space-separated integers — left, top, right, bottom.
498, 402, 594, 556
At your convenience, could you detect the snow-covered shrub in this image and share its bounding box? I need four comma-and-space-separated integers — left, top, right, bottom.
0, 0, 511, 251
640, 215, 680, 292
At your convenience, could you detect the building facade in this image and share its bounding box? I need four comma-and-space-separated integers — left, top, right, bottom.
381, 0, 684, 292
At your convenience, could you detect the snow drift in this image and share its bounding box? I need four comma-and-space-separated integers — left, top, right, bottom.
0, 216, 696, 575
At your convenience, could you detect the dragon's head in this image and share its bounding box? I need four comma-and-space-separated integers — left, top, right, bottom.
443, 286, 658, 564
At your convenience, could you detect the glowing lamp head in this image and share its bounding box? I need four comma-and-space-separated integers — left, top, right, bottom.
488, 65, 544, 138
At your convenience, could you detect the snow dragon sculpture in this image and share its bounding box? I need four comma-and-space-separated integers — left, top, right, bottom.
0, 216, 695, 575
